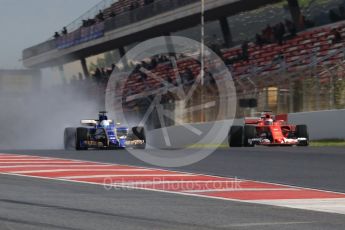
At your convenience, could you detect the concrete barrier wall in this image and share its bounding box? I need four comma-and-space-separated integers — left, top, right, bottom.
147, 110, 345, 148
288, 110, 345, 140
146, 119, 237, 149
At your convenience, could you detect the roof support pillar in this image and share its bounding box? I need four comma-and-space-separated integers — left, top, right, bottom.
287, 0, 302, 29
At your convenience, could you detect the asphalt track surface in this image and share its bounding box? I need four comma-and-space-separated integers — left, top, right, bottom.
1, 147, 345, 230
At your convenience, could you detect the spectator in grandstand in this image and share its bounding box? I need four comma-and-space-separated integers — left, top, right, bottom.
255, 33, 264, 47
273, 25, 280, 44
133, 63, 141, 73
209, 34, 222, 55
204, 67, 217, 94
274, 23, 285, 45
285, 19, 297, 37
150, 57, 158, 69
111, 64, 116, 72
262, 24, 273, 43
144, 0, 155, 5
90, 18, 97, 26
62, 27, 67, 35
160, 74, 175, 88
186, 68, 194, 82
181, 68, 194, 86
53, 32, 60, 39
82, 20, 88, 27
96, 10, 104, 21
166, 74, 174, 85
101, 68, 107, 78
273, 52, 285, 64
329, 9, 342, 22
158, 55, 169, 63
94, 68, 102, 84
224, 51, 243, 65
339, 5, 345, 19
130, 1, 140, 10
82, 19, 96, 27
129, 1, 140, 21
241, 41, 249, 61
300, 15, 314, 29
141, 60, 151, 70
109, 11, 116, 18
331, 28, 342, 44
105, 67, 112, 77
204, 67, 216, 85
139, 72, 148, 82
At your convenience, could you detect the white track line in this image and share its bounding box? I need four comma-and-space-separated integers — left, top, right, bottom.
0, 161, 89, 164
0, 155, 38, 158
9, 169, 152, 174
0, 159, 50, 161
0, 164, 114, 169
0, 158, 59, 161
116, 180, 241, 185
60, 174, 197, 179
220, 221, 316, 228
252, 198, 345, 215
182, 188, 300, 193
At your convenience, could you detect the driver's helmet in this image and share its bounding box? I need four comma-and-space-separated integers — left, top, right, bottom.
264, 118, 273, 125
100, 120, 110, 128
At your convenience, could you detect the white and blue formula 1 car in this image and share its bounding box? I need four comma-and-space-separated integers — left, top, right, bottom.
64, 111, 145, 150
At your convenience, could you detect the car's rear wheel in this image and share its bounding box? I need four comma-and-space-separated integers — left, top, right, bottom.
76, 127, 89, 150
229, 126, 243, 147
244, 125, 256, 147
64, 128, 76, 150
296, 124, 309, 146
131, 126, 146, 149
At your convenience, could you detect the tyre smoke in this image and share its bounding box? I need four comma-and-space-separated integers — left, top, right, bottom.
0, 76, 103, 150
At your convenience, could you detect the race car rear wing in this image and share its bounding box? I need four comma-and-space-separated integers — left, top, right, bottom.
80, 120, 98, 126
244, 114, 288, 124
244, 117, 261, 124
80, 119, 114, 126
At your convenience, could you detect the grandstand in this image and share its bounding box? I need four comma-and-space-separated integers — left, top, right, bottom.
22, 0, 345, 124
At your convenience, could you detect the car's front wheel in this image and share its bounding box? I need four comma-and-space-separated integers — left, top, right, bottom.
64, 128, 76, 150
244, 125, 256, 147
131, 127, 146, 149
229, 126, 243, 147
296, 124, 309, 146
76, 127, 89, 150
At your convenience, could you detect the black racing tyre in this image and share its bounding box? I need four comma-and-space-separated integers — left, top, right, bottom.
229, 126, 243, 147
296, 124, 309, 146
244, 125, 256, 147
132, 126, 146, 149
64, 128, 76, 150
132, 127, 145, 140
76, 127, 89, 150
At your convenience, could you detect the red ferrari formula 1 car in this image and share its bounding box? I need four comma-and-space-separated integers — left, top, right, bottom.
229, 112, 309, 147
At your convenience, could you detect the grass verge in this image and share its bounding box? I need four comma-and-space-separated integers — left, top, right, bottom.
310, 139, 345, 147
